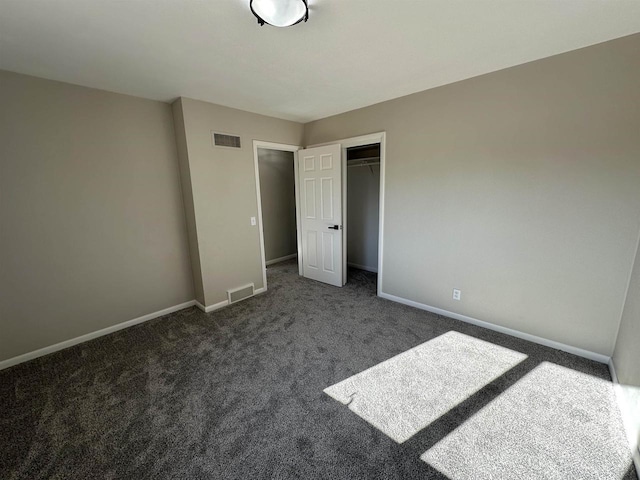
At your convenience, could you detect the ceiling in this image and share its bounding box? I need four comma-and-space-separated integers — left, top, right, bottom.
1, 1, 639, 123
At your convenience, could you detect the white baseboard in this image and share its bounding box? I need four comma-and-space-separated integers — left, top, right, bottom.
265, 254, 297, 266
378, 291, 610, 364
608, 359, 640, 478
609, 358, 620, 384
195, 287, 267, 313
2, 286, 272, 370
348, 262, 378, 273
0, 300, 197, 371
195, 299, 229, 313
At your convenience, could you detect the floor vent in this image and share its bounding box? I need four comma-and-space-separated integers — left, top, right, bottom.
213, 132, 241, 149
227, 283, 255, 304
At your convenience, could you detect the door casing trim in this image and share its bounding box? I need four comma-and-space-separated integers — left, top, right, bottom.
252, 140, 303, 292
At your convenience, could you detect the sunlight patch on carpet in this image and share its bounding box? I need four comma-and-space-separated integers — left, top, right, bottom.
324, 331, 527, 443
422, 362, 633, 480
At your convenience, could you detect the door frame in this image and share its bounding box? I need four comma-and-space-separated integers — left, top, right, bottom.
252, 140, 303, 293
308, 132, 386, 295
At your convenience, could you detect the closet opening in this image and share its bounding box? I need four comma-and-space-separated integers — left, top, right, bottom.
253, 141, 303, 293
258, 147, 298, 268
346, 143, 381, 280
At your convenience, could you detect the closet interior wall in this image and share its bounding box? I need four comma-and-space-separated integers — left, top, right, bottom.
347, 144, 381, 273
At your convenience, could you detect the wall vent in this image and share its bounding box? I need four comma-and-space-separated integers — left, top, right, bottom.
212, 132, 241, 149
227, 283, 255, 304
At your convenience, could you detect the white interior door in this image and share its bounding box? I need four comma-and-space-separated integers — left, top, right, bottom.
298, 144, 343, 287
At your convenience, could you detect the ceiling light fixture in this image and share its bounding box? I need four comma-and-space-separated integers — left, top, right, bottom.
250, 0, 309, 27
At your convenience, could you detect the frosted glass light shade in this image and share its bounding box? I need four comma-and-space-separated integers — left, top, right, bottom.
250, 0, 308, 27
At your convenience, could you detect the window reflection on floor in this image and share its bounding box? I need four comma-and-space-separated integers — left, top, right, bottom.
324, 331, 527, 443
421, 362, 633, 480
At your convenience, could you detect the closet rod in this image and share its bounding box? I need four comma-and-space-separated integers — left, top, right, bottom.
348, 162, 380, 168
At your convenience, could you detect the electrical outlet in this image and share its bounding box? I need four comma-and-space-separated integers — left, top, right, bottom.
453, 289, 461, 301
250, 216, 256, 226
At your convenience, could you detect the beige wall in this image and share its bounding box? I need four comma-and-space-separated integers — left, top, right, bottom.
613, 228, 640, 453
0, 70, 194, 362
257, 148, 297, 262
172, 100, 206, 305
2, 34, 640, 363
174, 97, 303, 306
305, 34, 640, 356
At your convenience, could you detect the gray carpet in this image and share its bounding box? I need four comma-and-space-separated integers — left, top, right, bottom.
1, 260, 637, 479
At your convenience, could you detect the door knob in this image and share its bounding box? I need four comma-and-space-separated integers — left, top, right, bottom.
328, 225, 342, 230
